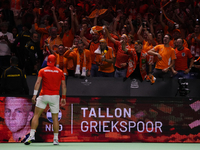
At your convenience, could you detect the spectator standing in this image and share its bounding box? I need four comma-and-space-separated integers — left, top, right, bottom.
94, 38, 115, 77
34, 15, 53, 52
148, 34, 176, 78
187, 24, 200, 59
63, 40, 91, 77
130, 40, 153, 82
105, 27, 135, 78
47, 44, 68, 76
0, 0, 15, 32
24, 32, 42, 75
0, 22, 14, 74
13, 23, 31, 70
0, 56, 29, 95
171, 38, 194, 79
80, 25, 100, 77
42, 27, 63, 68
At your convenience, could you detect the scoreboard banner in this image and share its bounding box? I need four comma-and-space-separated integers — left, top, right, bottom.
0, 96, 200, 143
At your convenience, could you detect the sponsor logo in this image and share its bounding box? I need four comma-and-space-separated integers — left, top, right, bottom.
81, 79, 92, 86
46, 109, 62, 123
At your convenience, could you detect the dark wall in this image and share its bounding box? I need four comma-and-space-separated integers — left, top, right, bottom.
26, 76, 200, 97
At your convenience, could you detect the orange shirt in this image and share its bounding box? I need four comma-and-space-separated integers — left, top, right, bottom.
47, 36, 63, 52
62, 29, 75, 70
175, 47, 193, 71
38, 66, 65, 95
35, 23, 51, 50
114, 41, 130, 68
62, 29, 74, 47
63, 49, 92, 71
143, 40, 153, 52
54, 52, 68, 75
154, 44, 176, 69
87, 40, 100, 64
94, 46, 115, 73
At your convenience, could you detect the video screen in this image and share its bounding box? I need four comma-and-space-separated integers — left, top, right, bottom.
0, 96, 200, 143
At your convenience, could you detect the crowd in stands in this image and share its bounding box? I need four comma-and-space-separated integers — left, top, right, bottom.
0, 0, 200, 83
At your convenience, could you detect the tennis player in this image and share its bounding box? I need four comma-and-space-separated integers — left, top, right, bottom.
24, 54, 67, 145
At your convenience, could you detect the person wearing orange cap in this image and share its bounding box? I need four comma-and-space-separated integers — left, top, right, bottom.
94, 38, 115, 77
24, 54, 66, 145
169, 28, 188, 48
148, 34, 176, 78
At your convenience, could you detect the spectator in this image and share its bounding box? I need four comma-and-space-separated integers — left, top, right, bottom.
186, 24, 200, 58
171, 38, 194, 79
42, 27, 63, 68
63, 40, 91, 77
11, 26, 18, 39
130, 40, 153, 82
0, 0, 15, 32
169, 29, 188, 48
137, 25, 156, 52
80, 25, 100, 77
52, 5, 78, 77
13, 23, 32, 70
64, 36, 80, 77
24, 32, 42, 75
20, 3, 35, 26
155, 30, 164, 44
94, 38, 115, 77
10, 0, 21, 17
47, 44, 68, 76
4, 97, 33, 142
105, 27, 135, 78
34, 15, 53, 51
0, 56, 29, 95
33, 0, 41, 17
0, 22, 14, 74
148, 34, 176, 78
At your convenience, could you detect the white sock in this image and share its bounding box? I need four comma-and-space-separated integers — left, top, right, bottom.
30, 129, 36, 137
54, 133, 58, 140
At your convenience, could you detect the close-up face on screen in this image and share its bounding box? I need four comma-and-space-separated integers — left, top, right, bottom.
1, 96, 200, 143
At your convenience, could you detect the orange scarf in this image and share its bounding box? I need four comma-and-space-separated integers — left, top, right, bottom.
56, 55, 68, 75
75, 50, 86, 76
126, 50, 137, 78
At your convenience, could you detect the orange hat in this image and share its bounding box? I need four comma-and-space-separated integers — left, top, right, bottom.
99, 38, 106, 43
47, 54, 56, 66
90, 26, 104, 34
